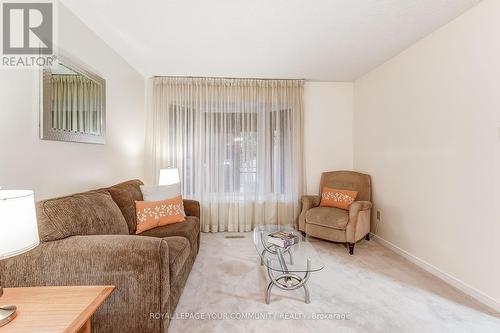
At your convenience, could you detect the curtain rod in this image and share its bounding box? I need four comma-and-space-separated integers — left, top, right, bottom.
152, 75, 308, 81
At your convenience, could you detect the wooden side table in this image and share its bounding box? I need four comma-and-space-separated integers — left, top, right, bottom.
0, 286, 114, 333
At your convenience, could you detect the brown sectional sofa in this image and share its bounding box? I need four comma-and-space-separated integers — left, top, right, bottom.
0, 180, 200, 333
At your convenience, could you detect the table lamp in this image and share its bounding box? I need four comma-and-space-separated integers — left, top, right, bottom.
159, 168, 180, 186
0, 190, 40, 327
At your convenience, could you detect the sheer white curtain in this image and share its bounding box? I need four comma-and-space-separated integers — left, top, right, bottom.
145, 77, 304, 232
51, 75, 102, 134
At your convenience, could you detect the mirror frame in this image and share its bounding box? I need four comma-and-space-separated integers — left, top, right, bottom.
40, 52, 106, 144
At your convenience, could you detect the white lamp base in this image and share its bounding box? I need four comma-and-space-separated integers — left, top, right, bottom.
0, 305, 17, 327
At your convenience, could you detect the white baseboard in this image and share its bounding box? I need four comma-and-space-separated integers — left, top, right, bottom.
370, 233, 500, 314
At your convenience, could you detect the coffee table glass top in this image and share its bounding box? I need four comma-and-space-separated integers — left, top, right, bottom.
253, 225, 324, 273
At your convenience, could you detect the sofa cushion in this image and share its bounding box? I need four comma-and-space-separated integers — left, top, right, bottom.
305, 206, 349, 230
320, 187, 358, 210
135, 196, 186, 234
106, 179, 144, 234
164, 236, 190, 278
140, 216, 200, 254
37, 191, 129, 242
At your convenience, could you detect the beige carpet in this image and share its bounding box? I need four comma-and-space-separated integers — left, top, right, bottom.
169, 233, 500, 333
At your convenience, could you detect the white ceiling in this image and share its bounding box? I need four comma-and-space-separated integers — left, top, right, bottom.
60, 0, 481, 81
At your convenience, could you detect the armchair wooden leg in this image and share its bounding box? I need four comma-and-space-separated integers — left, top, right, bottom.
347, 243, 355, 255
365, 233, 370, 241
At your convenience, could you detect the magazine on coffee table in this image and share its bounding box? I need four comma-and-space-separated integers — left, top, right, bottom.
267, 231, 299, 247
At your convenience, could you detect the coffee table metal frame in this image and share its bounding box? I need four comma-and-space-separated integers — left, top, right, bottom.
259, 231, 312, 304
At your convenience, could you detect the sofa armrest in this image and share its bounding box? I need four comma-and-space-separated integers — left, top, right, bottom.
346, 201, 373, 242
183, 199, 200, 219
348, 200, 372, 223
349, 200, 372, 214
0, 235, 170, 333
298, 195, 320, 231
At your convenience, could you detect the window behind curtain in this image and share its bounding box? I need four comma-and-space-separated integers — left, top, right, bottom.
147, 77, 303, 232
168, 105, 290, 197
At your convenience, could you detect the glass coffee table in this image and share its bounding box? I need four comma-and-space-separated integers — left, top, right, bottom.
253, 225, 324, 304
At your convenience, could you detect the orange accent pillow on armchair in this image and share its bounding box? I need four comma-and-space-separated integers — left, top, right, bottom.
135, 195, 186, 234
320, 187, 358, 210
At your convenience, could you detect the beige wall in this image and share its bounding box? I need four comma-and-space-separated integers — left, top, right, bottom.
304, 82, 353, 195
0, 5, 145, 200
354, 0, 500, 310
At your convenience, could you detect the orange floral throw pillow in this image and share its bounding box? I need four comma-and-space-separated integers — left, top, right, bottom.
320, 187, 358, 210
135, 195, 186, 234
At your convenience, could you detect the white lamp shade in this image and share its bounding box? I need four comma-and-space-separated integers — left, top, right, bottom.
0, 190, 40, 260
159, 168, 180, 186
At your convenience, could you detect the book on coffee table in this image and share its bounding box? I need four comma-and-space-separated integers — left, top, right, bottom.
267, 231, 299, 248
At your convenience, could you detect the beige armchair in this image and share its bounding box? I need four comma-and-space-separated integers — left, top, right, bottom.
299, 171, 372, 255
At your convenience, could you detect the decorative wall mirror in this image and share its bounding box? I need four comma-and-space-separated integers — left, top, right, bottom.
40, 53, 106, 144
